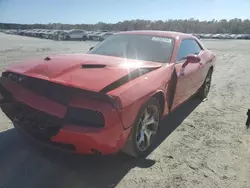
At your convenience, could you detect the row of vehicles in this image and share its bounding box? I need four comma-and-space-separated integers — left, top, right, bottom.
2, 29, 250, 40
193, 33, 250, 39
1, 29, 114, 41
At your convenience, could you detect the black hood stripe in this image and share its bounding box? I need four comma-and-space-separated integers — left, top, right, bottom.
99, 67, 159, 93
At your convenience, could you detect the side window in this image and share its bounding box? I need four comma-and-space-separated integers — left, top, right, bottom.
70, 30, 83, 34
69, 30, 76, 34
176, 39, 202, 61
74, 30, 82, 34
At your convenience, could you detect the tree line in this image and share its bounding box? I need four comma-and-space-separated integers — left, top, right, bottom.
1, 18, 250, 34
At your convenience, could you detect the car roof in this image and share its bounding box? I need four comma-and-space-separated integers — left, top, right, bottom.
115, 30, 194, 40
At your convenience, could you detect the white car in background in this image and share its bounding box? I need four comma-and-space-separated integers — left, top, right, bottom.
65, 29, 88, 41
88, 31, 102, 40
97, 32, 114, 41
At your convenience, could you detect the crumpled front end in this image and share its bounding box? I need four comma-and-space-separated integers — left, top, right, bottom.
0, 71, 131, 155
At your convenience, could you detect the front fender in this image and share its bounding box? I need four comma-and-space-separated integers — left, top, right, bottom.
108, 65, 175, 129
116, 90, 157, 129
117, 89, 170, 129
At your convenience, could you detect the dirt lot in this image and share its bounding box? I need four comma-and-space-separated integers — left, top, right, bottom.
0, 33, 249, 188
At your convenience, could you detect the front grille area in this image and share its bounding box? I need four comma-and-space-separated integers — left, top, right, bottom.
2, 72, 72, 105
1, 72, 106, 128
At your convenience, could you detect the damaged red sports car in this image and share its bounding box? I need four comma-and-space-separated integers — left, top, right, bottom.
0, 31, 216, 157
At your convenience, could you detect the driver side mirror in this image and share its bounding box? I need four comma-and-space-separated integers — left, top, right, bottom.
182, 54, 201, 67
89, 47, 94, 51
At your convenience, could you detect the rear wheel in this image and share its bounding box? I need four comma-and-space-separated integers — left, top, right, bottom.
82, 36, 87, 41
122, 97, 160, 157
65, 35, 71, 40
197, 69, 213, 100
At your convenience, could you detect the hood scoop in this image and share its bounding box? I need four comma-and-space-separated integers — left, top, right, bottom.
81, 64, 106, 68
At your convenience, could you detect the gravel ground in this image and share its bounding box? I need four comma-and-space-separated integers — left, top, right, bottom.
0, 33, 249, 188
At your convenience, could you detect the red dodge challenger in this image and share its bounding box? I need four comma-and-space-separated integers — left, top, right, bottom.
0, 31, 216, 157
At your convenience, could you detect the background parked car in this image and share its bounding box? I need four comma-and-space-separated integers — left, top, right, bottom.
40, 30, 52, 39
192, 33, 201, 39
218, 34, 231, 39
25, 30, 33, 37
56, 30, 69, 40
235, 34, 245, 39
229, 34, 237, 39
203, 34, 213, 39
244, 34, 250, 39
64, 29, 88, 41
42, 30, 60, 40
32, 29, 42, 37
212, 34, 221, 39
97, 32, 114, 41
88, 31, 102, 40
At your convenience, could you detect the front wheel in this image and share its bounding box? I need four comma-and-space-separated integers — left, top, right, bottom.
122, 97, 161, 158
197, 69, 213, 100
65, 35, 71, 40
82, 36, 87, 41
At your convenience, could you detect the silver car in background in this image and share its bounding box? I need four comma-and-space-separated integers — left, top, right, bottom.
64, 29, 88, 41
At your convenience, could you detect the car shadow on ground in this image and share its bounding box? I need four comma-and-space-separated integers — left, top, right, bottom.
0, 98, 201, 188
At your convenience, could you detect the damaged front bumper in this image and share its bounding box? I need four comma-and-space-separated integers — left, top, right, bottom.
0, 75, 131, 155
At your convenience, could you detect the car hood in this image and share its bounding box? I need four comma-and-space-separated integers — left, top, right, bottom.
4, 53, 162, 92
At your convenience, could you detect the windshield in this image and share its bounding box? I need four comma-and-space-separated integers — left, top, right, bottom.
89, 34, 174, 63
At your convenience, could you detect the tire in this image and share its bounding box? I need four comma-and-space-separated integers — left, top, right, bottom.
82, 36, 87, 41
65, 35, 70, 40
122, 97, 161, 158
58, 34, 63, 41
197, 69, 213, 100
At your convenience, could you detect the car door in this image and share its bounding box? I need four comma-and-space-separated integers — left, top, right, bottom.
72, 30, 81, 39
69, 30, 77, 39
75, 31, 84, 39
171, 39, 203, 110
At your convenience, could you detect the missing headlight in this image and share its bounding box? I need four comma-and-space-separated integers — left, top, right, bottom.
65, 107, 105, 128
